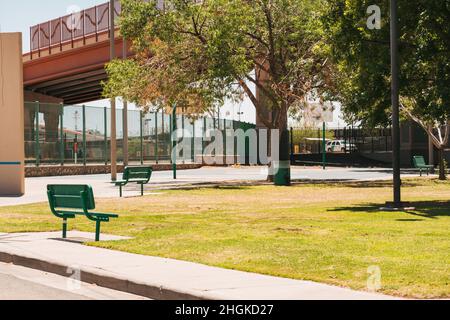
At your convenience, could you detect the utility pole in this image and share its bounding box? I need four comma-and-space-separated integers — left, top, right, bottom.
110, 0, 117, 180
389, 0, 402, 207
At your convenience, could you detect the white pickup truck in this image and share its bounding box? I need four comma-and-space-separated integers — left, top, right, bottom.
326, 140, 357, 153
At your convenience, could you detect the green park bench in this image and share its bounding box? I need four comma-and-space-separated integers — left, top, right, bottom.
112, 166, 153, 197
413, 156, 434, 176
47, 185, 119, 241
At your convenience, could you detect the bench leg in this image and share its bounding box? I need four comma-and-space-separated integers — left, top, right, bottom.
420, 169, 422, 177
119, 185, 123, 198
141, 183, 144, 196
95, 221, 101, 242
62, 218, 68, 239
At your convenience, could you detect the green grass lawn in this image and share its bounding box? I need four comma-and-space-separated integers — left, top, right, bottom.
0, 178, 449, 298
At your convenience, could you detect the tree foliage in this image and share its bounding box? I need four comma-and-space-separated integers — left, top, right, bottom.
104, 0, 335, 130
324, 0, 449, 125
323, 0, 450, 178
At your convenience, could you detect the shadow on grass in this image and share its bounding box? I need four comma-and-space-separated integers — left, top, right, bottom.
329, 200, 450, 219
212, 185, 253, 190
292, 179, 423, 189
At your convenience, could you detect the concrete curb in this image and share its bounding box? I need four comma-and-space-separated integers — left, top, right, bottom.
0, 249, 208, 300
0, 232, 400, 300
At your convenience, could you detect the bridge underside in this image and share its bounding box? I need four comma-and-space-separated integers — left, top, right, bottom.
25, 68, 107, 105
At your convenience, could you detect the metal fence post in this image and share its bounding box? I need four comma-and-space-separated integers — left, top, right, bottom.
203, 117, 207, 159
253, 121, 256, 165
223, 119, 226, 164
192, 119, 195, 163
181, 111, 185, 164
344, 127, 347, 154
169, 113, 172, 163
290, 127, 294, 164
60, 103, 64, 166
172, 105, 178, 179
162, 112, 166, 158
140, 111, 144, 165
82, 105, 87, 166
322, 122, 326, 170
35, 101, 40, 167
104, 107, 108, 165
155, 112, 159, 164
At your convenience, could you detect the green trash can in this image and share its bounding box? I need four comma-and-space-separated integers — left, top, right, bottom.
273, 160, 291, 186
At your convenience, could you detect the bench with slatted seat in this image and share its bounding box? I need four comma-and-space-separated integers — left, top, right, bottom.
413, 155, 434, 176
47, 185, 119, 241
112, 166, 153, 197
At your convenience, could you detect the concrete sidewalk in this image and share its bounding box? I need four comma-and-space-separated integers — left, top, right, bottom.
0, 231, 397, 300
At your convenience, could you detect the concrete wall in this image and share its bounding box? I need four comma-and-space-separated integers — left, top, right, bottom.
0, 33, 25, 196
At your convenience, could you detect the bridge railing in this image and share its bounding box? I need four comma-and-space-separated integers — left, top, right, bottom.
29, 0, 121, 58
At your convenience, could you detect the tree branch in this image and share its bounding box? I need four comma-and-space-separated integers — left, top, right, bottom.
238, 79, 272, 128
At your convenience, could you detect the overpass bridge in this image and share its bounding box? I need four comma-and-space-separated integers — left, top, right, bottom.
21, 0, 136, 167
23, 0, 129, 105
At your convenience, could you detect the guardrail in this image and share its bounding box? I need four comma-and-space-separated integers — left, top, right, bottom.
29, 0, 121, 59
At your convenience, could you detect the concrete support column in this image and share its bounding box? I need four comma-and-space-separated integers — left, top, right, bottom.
43, 109, 60, 142
109, 0, 117, 180
0, 33, 25, 196
24, 107, 36, 141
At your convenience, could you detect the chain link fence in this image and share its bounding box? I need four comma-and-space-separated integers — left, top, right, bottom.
24, 102, 254, 166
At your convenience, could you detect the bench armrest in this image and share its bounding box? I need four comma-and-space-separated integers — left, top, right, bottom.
111, 180, 127, 185
92, 213, 119, 218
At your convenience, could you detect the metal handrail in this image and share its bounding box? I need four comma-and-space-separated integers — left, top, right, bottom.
29, 0, 122, 59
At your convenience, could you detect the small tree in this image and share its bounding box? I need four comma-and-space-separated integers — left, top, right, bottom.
401, 100, 449, 180
323, 0, 450, 179
104, 0, 335, 183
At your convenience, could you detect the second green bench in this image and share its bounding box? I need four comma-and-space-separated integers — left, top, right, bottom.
112, 166, 153, 197
413, 155, 434, 176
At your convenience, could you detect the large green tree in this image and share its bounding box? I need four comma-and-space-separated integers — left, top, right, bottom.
104, 0, 335, 183
323, 0, 450, 179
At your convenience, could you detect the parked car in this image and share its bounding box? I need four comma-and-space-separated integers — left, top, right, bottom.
326, 140, 357, 153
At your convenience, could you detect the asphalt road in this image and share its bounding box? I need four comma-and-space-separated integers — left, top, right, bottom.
0, 262, 149, 300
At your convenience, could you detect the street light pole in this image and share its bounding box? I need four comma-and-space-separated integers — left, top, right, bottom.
390, 0, 402, 207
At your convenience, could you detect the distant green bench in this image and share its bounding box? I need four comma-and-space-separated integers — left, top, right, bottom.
47, 185, 118, 241
112, 166, 153, 197
413, 156, 434, 176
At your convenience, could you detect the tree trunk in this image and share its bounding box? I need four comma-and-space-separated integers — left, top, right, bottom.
267, 128, 274, 182
438, 147, 447, 180
272, 109, 291, 186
